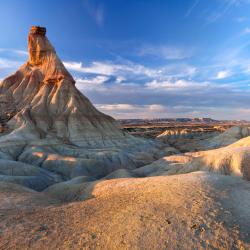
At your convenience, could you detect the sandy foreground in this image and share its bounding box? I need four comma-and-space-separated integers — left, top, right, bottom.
0, 171, 249, 250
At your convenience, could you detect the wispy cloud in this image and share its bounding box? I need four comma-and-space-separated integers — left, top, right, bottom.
210, 41, 250, 78
201, 0, 250, 24
145, 79, 207, 91
0, 57, 22, 69
185, 0, 250, 24
64, 60, 164, 78
76, 75, 109, 84
82, 0, 104, 26
236, 16, 247, 22
138, 45, 193, 60
0, 48, 28, 56
94, 5, 104, 26
185, 0, 200, 17
64, 60, 197, 80
243, 27, 250, 34
0, 56, 26, 81
0, 49, 27, 78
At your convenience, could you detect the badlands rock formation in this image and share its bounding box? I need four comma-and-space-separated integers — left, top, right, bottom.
141, 129, 250, 181
157, 127, 220, 152
206, 125, 250, 148
0, 26, 176, 190
1, 26, 250, 249
0, 26, 127, 144
157, 125, 250, 152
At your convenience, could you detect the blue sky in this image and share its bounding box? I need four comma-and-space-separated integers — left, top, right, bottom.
1, 0, 250, 119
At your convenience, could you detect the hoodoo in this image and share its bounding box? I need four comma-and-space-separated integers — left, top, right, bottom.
0, 26, 127, 145
0, 27, 174, 190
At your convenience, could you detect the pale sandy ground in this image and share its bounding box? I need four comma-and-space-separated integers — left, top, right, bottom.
0, 172, 249, 250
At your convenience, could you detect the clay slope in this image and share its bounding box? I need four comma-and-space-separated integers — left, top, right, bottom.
140, 133, 250, 181
0, 172, 249, 249
205, 125, 250, 148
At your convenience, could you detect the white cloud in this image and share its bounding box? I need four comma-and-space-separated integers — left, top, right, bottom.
116, 76, 126, 83
145, 79, 207, 90
76, 75, 109, 85
148, 104, 166, 112
216, 70, 232, 79
97, 104, 136, 111
64, 61, 116, 75
96, 104, 167, 119
75, 76, 109, 90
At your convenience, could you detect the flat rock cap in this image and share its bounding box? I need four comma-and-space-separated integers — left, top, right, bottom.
30, 26, 46, 36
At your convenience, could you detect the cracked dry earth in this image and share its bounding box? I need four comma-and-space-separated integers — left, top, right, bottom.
0, 172, 249, 250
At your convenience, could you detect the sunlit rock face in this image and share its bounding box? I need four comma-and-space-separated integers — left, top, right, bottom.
28, 26, 53, 65
0, 26, 175, 190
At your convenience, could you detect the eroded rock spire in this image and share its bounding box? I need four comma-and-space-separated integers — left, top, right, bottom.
27, 26, 74, 84
28, 26, 55, 66
0, 26, 127, 145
